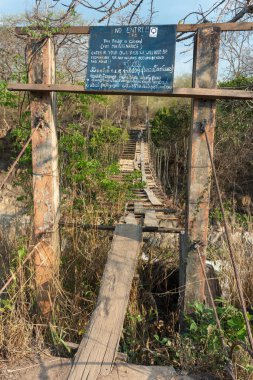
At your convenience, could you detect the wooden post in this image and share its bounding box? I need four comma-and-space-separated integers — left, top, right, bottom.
184, 27, 220, 311
28, 38, 60, 315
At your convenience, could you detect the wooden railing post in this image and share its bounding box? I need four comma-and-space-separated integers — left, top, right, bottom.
28, 38, 60, 315
184, 27, 220, 311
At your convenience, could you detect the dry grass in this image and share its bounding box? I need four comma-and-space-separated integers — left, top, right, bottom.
0, 203, 252, 380
0, 222, 112, 363
208, 223, 253, 308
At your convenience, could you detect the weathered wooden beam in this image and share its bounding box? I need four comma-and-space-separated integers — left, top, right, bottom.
7, 83, 253, 99
28, 38, 60, 315
184, 27, 220, 311
144, 210, 159, 228
68, 224, 142, 380
15, 22, 253, 35
60, 222, 183, 233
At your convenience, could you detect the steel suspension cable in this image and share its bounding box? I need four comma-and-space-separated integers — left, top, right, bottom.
203, 128, 253, 351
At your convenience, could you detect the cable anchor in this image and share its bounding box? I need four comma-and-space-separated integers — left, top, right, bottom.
196, 119, 207, 134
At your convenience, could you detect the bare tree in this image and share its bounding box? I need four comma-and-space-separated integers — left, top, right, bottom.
177, 0, 253, 41
31, 0, 155, 26
220, 31, 253, 78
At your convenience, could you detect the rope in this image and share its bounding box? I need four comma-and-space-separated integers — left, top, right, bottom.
203, 127, 253, 351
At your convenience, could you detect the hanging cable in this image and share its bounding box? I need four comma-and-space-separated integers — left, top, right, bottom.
202, 124, 253, 351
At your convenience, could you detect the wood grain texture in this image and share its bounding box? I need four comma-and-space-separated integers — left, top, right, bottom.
185, 27, 220, 310
68, 224, 142, 380
7, 83, 253, 99
140, 141, 162, 206
144, 188, 162, 206
28, 38, 60, 315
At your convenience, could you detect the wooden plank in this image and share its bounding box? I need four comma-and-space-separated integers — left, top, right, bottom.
184, 27, 220, 311
68, 224, 142, 380
7, 83, 253, 99
134, 202, 145, 215
15, 22, 253, 35
60, 222, 183, 233
28, 38, 60, 315
144, 210, 159, 228
140, 140, 162, 206
125, 213, 137, 224
144, 188, 162, 206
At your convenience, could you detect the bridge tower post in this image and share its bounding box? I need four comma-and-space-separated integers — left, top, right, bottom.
183, 27, 221, 311
28, 37, 60, 315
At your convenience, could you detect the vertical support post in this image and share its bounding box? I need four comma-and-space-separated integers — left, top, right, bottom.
184, 28, 220, 311
127, 95, 132, 129
28, 38, 60, 315
179, 231, 187, 328
146, 96, 150, 142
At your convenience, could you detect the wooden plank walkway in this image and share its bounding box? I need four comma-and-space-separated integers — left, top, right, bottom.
140, 141, 162, 207
144, 210, 159, 228
144, 188, 162, 206
68, 224, 142, 380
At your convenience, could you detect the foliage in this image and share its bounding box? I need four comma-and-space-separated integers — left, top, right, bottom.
90, 119, 128, 162
182, 301, 253, 376
185, 301, 252, 349
0, 81, 18, 108
150, 102, 190, 147
58, 121, 132, 223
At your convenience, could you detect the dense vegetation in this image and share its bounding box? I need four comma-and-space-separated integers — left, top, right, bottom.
0, 18, 253, 380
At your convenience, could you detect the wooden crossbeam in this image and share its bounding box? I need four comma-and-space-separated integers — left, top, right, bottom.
15, 22, 253, 35
7, 83, 253, 99
68, 224, 142, 380
60, 222, 183, 233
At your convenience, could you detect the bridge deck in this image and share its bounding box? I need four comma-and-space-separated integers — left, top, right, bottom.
68, 223, 142, 380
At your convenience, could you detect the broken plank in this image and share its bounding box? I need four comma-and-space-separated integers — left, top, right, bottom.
68, 224, 142, 380
144, 188, 162, 206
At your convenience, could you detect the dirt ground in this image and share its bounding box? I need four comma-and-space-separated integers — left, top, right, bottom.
0, 353, 220, 380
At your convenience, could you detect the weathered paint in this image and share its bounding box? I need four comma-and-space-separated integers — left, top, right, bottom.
184, 28, 220, 310
28, 38, 60, 315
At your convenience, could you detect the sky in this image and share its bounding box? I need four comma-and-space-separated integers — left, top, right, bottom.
0, 0, 216, 23
0, 0, 219, 78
